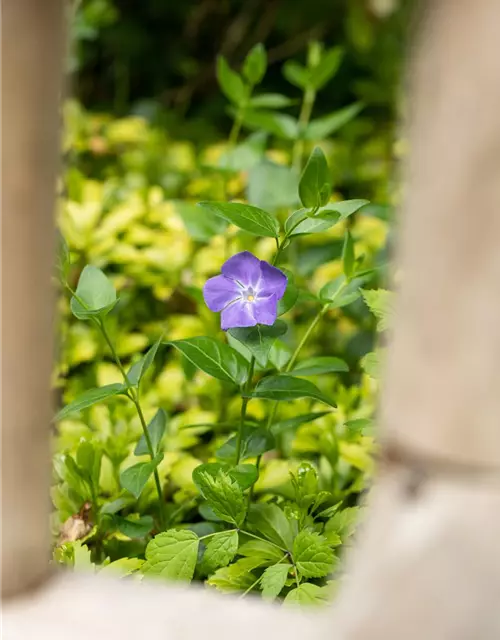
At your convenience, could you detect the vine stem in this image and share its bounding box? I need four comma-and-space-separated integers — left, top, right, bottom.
235, 357, 256, 465
98, 318, 167, 531
292, 87, 316, 173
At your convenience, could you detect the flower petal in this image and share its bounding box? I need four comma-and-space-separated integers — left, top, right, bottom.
254, 294, 278, 326
258, 261, 287, 300
203, 275, 241, 312
221, 251, 261, 288
221, 299, 257, 330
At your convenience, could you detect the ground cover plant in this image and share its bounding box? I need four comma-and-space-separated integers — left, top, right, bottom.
53, 41, 392, 606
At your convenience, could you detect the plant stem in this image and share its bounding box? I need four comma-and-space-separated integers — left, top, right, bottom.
286, 304, 329, 372
292, 87, 316, 173
228, 112, 243, 148
235, 357, 256, 464
98, 319, 167, 531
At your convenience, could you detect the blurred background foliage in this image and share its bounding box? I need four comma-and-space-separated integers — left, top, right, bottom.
53, 0, 407, 580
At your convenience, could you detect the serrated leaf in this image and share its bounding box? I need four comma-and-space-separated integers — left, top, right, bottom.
70, 265, 117, 320
284, 583, 330, 606
228, 321, 287, 368
56, 383, 127, 420
120, 455, 163, 499
203, 530, 239, 572
271, 411, 331, 435
293, 531, 335, 578
134, 408, 167, 456
250, 375, 336, 407
143, 529, 199, 581
127, 336, 162, 386
290, 356, 348, 376
216, 56, 248, 106
361, 288, 395, 331
304, 103, 362, 140
240, 110, 299, 140
261, 563, 290, 600
99, 557, 144, 576
192, 466, 246, 526
246, 503, 294, 550
299, 147, 331, 209
325, 506, 360, 540
238, 539, 284, 564
168, 337, 248, 385
248, 93, 294, 109
197, 201, 279, 238
207, 558, 260, 592
243, 43, 267, 85
216, 426, 275, 463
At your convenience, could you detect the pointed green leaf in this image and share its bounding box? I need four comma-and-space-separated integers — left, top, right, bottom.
248, 93, 294, 109
293, 531, 335, 578
127, 336, 162, 386
216, 56, 248, 106
228, 320, 287, 368
304, 103, 362, 140
240, 110, 299, 140
261, 563, 290, 600
197, 201, 279, 238
114, 515, 154, 538
192, 465, 246, 527
290, 356, 348, 377
342, 230, 355, 279
76, 440, 102, 487
207, 558, 259, 592
174, 200, 228, 241
299, 147, 332, 209
309, 47, 343, 90
134, 408, 167, 456
277, 271, 299, 316
143, 529, 199, 581
246, 503, 294, 551
283, 60, 309, 89
271, 411, 332, 435
284, 583, 330, 606
56, 383, 127, 420
216, 426, 275, 463
203, 530, 239, 572
70, 265, 117, 320
238, 539, 284, 564
250, 375, 336, 407
325, 506, 360, 541
168, 337, 248, 385
285, 208, 338, 237
318, 199, 369, 221
243, 43, 267, 85
120, 455, 163, 499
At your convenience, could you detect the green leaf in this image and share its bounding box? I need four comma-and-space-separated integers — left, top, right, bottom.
238, 539, 284, 564
228, 321, 287, 368
284, 583, 330, 606
268, 340, 293, 371
247, 160, 299, 211
168, 337, 248, 385
283, 60, 309, 89
304, 103, 362, 140
114, 515, 154, 538
174, 200, 228, 242
361, 288, 395, 331
228, 464, 258, 489
197, 201, 279, 238
261, 563, 290, 600
246, 503, 294, 550
298, 147, 332, 209
240, 110, 299, 140
134, 408, 167, 456
120, 455, 163, 499
344, 418, 374, 435
207, 559, 259, 592
325, 506, 360, 541
342, 230, 355, 279
318, 199, 369, 221
216, 56, 248, 106
285, 208, 338, 237
144, 529, 199, 581
309, 47, 343, 90
250, 375, 336, 407
319, 275, 367, 307
271, 411, 331, 435
70, 265, 117, 320
99, 557, 144, 576
56, 383, 127, 420
76, 440, 102, 487
203, 530, 239, 572
248, 93, 294, 109
243, 43, 267, 85
361, 349, 383, 379
192, 466, 246, 527
277, 270, 299, 316
127, 336, 162, 386
216, 426, 275, 463
290, 356, 348, 376
293, 531, 335, 578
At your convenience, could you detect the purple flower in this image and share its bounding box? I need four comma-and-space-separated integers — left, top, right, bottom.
203, 251, 287, 330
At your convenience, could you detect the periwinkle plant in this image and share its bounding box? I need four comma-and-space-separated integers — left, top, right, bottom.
55, 42, 379, 603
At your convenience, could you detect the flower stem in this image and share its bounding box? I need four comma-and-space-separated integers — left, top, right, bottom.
98, 319, 167, 531
285, 304, 329, 372
236, 357, 256, 465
